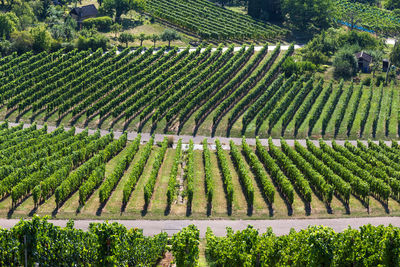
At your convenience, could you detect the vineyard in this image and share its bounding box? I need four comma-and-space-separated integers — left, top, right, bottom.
2, 123, 400, 219
336, 0, 400, 35
144, 0, 287, 40
1, 217, 400, 266
1, 45, 399, 140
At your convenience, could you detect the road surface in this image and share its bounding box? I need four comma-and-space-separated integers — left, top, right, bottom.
5, 121, 391, 149
1, 217, 400, 237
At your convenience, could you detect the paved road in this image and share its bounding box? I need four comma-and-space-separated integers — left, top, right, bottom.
186, 44, 303, 53
6, 121, 391, 149
115, 44, 304, 55
1, 217, 400, 237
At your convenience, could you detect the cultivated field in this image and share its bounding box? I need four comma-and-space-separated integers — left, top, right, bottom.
1, 46, 399, 140
144, 0, 287, 40
2, 123, 400, 220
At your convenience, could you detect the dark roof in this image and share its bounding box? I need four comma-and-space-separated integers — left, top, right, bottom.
70, 4, 98, 18
355, 51, 372, 63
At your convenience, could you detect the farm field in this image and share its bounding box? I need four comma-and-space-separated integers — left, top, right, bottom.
2, 123, 400, 220
144, 0, 287, 41
336, 0, 400, 35
1, 45, 400, 140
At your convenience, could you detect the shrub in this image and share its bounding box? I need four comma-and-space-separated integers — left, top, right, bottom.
375, 75, 385, 86
76, 33, 109, 51
171, 225, 200, 267
333, 48, 358, 79
82, 16, 113, 31
362, 76, 371, 86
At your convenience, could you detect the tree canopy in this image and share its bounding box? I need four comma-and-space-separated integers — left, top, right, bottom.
281, 0, 334, 31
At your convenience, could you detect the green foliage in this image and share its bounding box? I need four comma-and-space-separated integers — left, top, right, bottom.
242, 137, 275, 204
167, 139, 182, 206
145, 0, 287, 40
123, 137, 154, 204
269, 138, 312, 203
390, 42, 400, 67
102, 0, 139, 22
118, 32, 134, 47
230, 140, 254, 206
282, 0, 333, 31
207, 224, 400, 266
30, 26, 53, 53
82, 16, 113, 31
0, 13, 17, 39
185, 139, 195, 207
202, 139, 214, 206
1, 216, 167, 266
99, 134, 141, 204
76, 33, 109, 51
215, 139, 234, 207
144, 137, 168, 205
256, 137, 294, 204
171, 224, 200, 267
337, 0, 400, 35
333, 47, 358, 80
160, 29, 181, 47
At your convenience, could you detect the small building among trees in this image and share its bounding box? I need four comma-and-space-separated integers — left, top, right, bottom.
70, 4, 98, 24
355, 51, 372, 73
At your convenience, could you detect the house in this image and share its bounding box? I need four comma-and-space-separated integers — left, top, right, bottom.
70, 4, 98, 24
355, 51, 372, 73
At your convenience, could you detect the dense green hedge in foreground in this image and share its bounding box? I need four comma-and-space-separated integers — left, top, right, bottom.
2, 216, 400, 266
207, 224, 400, 266
0, 216, 168, 266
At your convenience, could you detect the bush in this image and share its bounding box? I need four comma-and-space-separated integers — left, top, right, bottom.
76, 33, 109, 51
375, 75, 385, 86
362, 76, 371, 86
82, 16, 113, 31
282, 57, 316, 77
333, 47, 358, 80
281, 56, 297, 77
171, 225, 200, 267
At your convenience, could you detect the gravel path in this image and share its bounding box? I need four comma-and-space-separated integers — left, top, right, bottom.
1, 217, 400, 237
6, 121, 391, 149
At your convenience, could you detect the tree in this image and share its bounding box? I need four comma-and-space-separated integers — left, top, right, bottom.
281, 0, 333, 31
110, 23, 122, 38
333, 47, 358, 80
248, 0, 282, 21
0, 13, 16, 39
368, 50, 383, 77
10, 30, 33, 53
118, 32, 134, 47
150, 33, 159, 48
102, 0, 145, 22
390, 42, 400, 67
385, 0, 400, 10
11, 0, 35, 30
160, 29, 180, 48
138, 33, 147, 46
30, 26, 52, 52
342, 9, 361, 31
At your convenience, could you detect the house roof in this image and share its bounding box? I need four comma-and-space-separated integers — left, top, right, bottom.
355, 51, 372, 63
70, 4, 98, 18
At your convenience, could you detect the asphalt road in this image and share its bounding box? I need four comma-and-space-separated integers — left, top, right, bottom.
1, 217, 400, 237
6, 121, 391, 149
